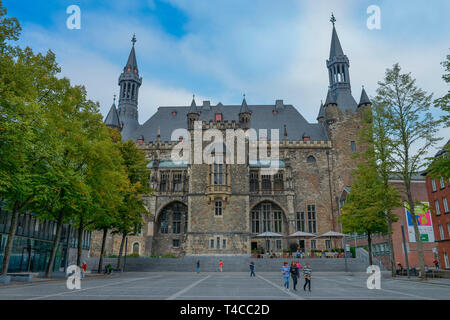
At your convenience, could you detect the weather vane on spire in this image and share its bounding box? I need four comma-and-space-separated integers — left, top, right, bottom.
330, 13, 336, 26
132, 34, 137, 46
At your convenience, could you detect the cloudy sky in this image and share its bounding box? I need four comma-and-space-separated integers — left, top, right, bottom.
5, 0, 450, 153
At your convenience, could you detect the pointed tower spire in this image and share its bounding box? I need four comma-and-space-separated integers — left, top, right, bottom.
317, 100, 325, 121
239, 94, 251, 129
358, 86, 371, 107
240, 94, 250, 114
325, 14, 357, 112
188, 94, 197, 113
104, 96, 121, 130
125, 35, 139, 74
117, 34, 143, 141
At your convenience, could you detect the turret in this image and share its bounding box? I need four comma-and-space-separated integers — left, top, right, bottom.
117, 34, 142, 140
239, 94, 251, 129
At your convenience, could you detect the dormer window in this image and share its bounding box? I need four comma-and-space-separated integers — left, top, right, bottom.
172, 111, 177, 116
303, 136, 310, 142
215, 113, 223, 122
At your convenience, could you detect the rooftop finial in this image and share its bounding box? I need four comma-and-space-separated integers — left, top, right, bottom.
113, 94, 116, 104
132, 34, 137, 47
330, 13, 336, 26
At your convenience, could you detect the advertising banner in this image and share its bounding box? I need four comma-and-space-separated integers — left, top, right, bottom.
404, 202, 434, 242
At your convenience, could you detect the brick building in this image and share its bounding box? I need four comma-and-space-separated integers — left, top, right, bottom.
423, 141, 450, 269
341, 175, 438, 271
91, 19, 371, 257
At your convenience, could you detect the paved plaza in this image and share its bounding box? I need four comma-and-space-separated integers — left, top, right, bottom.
0, 272, 449, 300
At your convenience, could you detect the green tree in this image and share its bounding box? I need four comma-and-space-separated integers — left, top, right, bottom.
376, 63, 442, 278
114, 140, 151, 269
0, 2, 63, 275
340, 158, 399, 266
427, 53, 450, 179
359, 102, 401, 275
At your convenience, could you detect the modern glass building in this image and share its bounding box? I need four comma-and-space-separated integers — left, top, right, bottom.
0, 204, 91, 273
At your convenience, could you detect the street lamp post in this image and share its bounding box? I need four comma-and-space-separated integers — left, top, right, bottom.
400, 224, 410, 279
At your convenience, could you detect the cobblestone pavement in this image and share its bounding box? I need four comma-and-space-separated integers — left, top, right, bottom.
0, 272, 449, 300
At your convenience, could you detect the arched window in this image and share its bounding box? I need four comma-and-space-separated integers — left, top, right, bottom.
251, 202, 285, 234
132, 242, 140, 254
307, 156, 316, 163
158, 202, 188, 234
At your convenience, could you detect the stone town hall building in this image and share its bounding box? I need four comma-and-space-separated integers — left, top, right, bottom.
91, 21, 372, 258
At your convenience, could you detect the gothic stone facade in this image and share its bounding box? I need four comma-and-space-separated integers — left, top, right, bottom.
92, 22, 372, 258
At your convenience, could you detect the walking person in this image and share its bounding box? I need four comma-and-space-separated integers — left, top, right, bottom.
290, 261, 299, 291
219, 260, 223, 272
196, 260, 200, 273
80, 261, 87, 279
433, 258, 439, 270
281, 262, 290, 290
303, 262, 312, 292
249, 261, 256, 277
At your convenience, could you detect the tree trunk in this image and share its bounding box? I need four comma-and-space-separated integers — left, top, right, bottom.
386, 211, 396, 277
77, 215, 84, 267
367, 231, 373, 266
98, 228, 108, 274
45, 208, 64, 278
1, 202, 21, 276
406, 189, 426, 279
116, 233, 126, 270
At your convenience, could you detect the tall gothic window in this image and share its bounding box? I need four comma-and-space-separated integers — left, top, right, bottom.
251, 202, 284, 234
172, 212, 181, 234
251, 211, 260, 233
158, 203, 188, 235
215, 200, 223, 216
160, 173, 168, 192
262, 175, 271, 191
214, 164, 224, 185
273, 211, 282, 233
307, 205, 316, 233
262, 203, 272, 232
250, 171, 259, 192
296, 212, 305, 232
173, 172, 182, 192
160, 212, 169, 234
274, 172, 284, 191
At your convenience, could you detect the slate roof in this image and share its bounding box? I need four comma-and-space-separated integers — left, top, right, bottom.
104, 103, 120, 128
125, 46, 138, 73
131, 102, 329, 143
359, 87, 371, 106
329, 26, 344, 59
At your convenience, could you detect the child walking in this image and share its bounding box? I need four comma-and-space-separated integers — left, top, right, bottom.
281, 262, 290, 290
303, 262, 312, 292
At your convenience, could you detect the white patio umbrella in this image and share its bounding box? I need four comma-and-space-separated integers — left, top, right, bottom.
313, 231, 347, 251
254, 232, 284, 238
253, 232, 284, 252
287, 231, 316, 238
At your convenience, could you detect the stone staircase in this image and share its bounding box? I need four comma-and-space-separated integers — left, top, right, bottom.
87, 255, 370, 273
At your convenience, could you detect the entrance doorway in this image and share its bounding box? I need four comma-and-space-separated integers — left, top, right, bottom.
251, 242, 257, 251
299, 240, 305, 252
